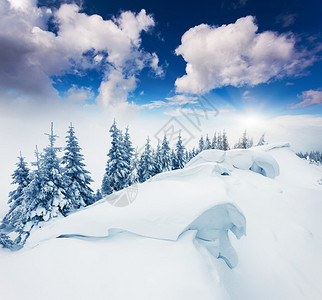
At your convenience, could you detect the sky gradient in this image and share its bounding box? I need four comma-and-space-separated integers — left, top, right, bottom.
0, 0, 321, 213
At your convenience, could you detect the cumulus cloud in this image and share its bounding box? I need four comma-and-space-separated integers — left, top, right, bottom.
292, 89, 322, 108
175, 16, 315, 94
0, 0, 163, 107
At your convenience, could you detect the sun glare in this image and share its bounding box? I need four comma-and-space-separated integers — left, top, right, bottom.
240, 114, 262, 128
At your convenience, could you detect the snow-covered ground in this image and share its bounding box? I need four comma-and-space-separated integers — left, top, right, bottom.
0, 144, 322, 300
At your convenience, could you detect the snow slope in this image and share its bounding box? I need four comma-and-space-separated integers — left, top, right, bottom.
1, 144, 322, 300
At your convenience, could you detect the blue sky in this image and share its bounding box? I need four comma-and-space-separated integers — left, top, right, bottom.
48, 0, 322, 115
0, 0, 322, 213
1, 0, 321, 115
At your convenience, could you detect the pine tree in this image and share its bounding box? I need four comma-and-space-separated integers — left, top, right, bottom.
170, 149, 176, 170
205, 135, 211, 150
240, 130, 248, 149
257, 133, 267, 146
129, 148, 140, 184
123, 127, 135, 186
217, 132, 223, 150
222, 130, 230, 151
138, 137, 155, 182
38, 123, 65, 217
101, 120, 128, 195
198, 136, 205, 153
161, 135, 171, 172
211, 132, 217, 149
173, 133, 186, 170
61, 123, 94, 214
7, 153, 31, 211
102, 173, 113, 196
3, 145, 49, 232
95, 189, 103, 201
153, 141, 163, 175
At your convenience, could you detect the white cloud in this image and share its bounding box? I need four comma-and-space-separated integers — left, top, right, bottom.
292, 89, 322, 108
175, 16, 315, 94
143, 94, 198, 109
0, 1, 163, 107
97, 69, 137, 107
65, 86, 95, 104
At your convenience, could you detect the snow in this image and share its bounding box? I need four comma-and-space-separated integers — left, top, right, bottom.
1, 144, 322, 300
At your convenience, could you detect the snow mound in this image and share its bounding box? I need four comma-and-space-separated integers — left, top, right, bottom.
185, 149, 226, 168
2, 144, 322, 300
185, 203, 246, 268
184, 148, 280, 178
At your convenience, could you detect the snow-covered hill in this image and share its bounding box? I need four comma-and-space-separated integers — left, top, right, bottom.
1, 144, 322, 300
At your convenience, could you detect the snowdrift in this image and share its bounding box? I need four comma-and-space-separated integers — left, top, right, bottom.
1, 143, 322, 300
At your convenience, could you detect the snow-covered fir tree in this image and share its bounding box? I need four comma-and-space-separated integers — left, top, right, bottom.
101, 120, 128, 195
198, 136, 205, 153
217, 132, 223, 150
37, 123, 65, 217
256, 133, 267, 146
205, 135, 211, 150
161, 135, 171, 172
222, 130, 230, 150
7, 153, 31, 212
129, 147, 140, 184
170, 149, 176, 170
173, 133, 186, 170
94, 189, 103, 201
61, 123, 94, 214
211, 132, 217, 149
153, 141, 163, 175
138, 137, 155, 182
123, 127, 135, 186
240, 130, 248, 149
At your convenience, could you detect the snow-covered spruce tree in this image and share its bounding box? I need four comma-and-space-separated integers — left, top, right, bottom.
198, 136, 205, 153
161, 135, 171, 172
240, 130, 248, 149
138, 137, 155, 182
211, 132, 217, 149
256, 133, 267, 146
123, 127, 135, 186
217, 132, 223, 150
61, 123, 94, 215
205, 135, 211, 150
37, 123, 65, 218
222, 130, 230, 151
101, 120, 128, 195
170, 149, 176, 170
173, 133, 186, 170
94, 189, 103, 201
7, 153, 31, 213
184, 150, 190, 163
2, 142, 57, 242
190, 147, 197, 160
129, 148, 140, 184
102, 173, 113, 196
153, 141, 163, 175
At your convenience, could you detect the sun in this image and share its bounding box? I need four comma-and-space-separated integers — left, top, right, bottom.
240, 114, 262, 128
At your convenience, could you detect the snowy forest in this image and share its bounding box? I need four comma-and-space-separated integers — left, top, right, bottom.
0, 120, 321, 251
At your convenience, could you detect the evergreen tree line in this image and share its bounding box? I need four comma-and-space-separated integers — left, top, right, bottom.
0, 120, 267, 250
0, 123, 94, 249
297, 151, 322, 165
101, 122, 268, 196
